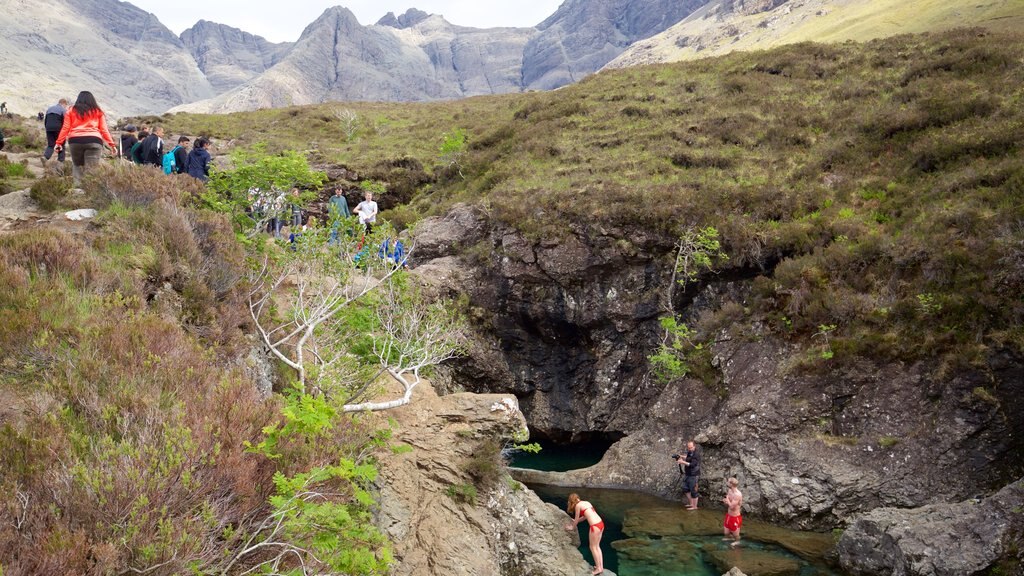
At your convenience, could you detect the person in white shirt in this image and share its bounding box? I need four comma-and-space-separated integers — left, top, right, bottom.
354, 190, 378, 234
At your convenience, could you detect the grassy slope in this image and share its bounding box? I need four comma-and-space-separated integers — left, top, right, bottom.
612, 0, 1024, 65
160, 29, 1024, 371
778, 0, 1024, 43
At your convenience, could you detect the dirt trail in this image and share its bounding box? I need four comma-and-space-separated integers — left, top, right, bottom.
0, 151, 86, 232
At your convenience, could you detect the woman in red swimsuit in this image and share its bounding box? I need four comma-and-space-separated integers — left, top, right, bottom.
565, 493, 605, 575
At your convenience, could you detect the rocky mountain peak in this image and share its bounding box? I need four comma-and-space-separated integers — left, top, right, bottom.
300, 5, 362, 37
523, 0, 708, 89
180, 20, 292, 93
376, 8, 432, 29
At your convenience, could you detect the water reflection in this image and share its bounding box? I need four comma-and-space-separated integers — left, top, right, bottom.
529, 484, 844, 576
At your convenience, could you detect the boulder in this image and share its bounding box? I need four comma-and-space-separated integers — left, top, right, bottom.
411, 203, 489, 261
373, 382, 591, 576
837, 478, 1024, 576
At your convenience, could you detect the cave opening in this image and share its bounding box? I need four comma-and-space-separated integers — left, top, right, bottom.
508, 428, 625, 472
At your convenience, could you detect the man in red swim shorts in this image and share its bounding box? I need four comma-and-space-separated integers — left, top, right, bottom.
722, 477, 743, 546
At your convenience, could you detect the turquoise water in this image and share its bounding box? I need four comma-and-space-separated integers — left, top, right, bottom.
508, 438, 612, 471
530, 484, 845, 576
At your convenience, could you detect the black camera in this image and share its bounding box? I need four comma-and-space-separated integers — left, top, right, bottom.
672, 454, 680, 460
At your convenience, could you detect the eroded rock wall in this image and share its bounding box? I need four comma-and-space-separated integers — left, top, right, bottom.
373, 382, 590, 576
412, 205, 1024, 533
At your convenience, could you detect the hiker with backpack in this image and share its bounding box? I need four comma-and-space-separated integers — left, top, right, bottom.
130, 128, 148, 164
185, 137, 212, 182
53, 91, 117, 185
43, 98, 69, 164
162, 136, 190, 174
140, 126, 164, 167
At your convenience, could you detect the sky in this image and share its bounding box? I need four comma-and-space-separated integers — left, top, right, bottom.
130, 0, 565, 43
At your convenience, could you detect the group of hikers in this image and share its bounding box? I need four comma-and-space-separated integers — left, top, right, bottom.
566, 441, 743, 576
35, 91, 384, 245
39, 91, 211, 184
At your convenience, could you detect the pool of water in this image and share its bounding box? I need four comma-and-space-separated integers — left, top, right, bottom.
507, 438, 613, 472
530, 484, 845, 576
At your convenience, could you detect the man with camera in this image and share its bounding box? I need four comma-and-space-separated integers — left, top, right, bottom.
674, 441, 701, 510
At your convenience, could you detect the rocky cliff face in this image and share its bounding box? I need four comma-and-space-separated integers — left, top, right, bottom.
372, 381, 591, 576
180, 20, 292, 93
172, 7, 536, 114
0, 0, 214, 117
836, 479, 1024, 575
172, 1, 720, 114
411, 204, 1024, 537
523, 0, 707, 90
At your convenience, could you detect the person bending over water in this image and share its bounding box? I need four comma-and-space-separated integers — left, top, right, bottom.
565, 493, 605, 575
722, 477, 743, 546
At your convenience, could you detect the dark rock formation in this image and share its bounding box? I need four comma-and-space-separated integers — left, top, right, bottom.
836, 479, 1024, 576
411, 205, 1024, 533
180, 20, 293, 92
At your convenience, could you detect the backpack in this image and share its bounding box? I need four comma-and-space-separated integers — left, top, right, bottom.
162, 146, 181, 174
130, 141, 144, 164
0, 129, 5, 151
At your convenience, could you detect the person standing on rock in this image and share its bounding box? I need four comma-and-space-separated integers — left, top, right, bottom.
565, 493, 605, 575
43, 98, 69, 164
354, 190, 378, 235
722, 477, 743, 546
53, 91, 117, 185
328, 187, 351, 244
676, 440, 702, 510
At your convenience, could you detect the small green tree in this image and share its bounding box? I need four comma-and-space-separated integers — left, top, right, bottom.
203, 145, 326, 240
648, 316, 703, 383
668, 226, 728, 300
650, 226, 728, 383
335, 108, 360, 142
439, 128, 468, 179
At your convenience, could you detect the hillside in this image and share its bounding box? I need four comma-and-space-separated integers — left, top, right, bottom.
162, 29, 1024, 370
607, 0, 1024, 68
162, 27, 1024, 514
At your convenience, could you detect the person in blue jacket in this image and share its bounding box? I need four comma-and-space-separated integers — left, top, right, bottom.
185, 137, 212, 182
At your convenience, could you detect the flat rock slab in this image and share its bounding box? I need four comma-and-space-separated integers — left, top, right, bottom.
621, 507, 834, 561
706, 547, 801, 576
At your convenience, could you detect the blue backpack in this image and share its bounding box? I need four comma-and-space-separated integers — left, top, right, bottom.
162, 146, 181, 174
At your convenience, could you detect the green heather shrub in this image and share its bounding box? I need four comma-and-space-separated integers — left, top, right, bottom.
463, 437, 504, 488
446, 483, 478, 505
29, 175, 71, 211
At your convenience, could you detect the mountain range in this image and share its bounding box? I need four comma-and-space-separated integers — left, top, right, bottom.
1, 0, 1020, 117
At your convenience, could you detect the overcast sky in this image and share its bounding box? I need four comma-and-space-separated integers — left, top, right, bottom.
130, 0, 565, 43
